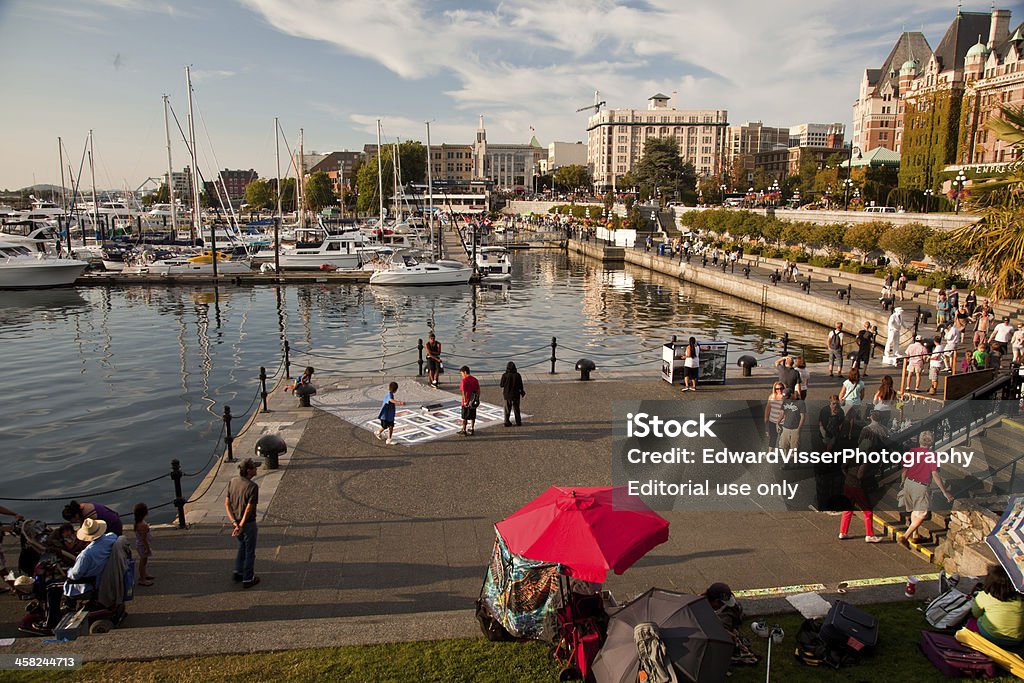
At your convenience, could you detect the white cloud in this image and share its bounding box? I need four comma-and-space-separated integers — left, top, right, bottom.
190, 68, 238, 83
238, 0, 955, 147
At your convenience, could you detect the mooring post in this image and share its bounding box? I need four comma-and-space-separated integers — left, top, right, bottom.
171, 459, 186, 529
417, 338, 424, 377
283, 340, 291, 381
846, 284, 852, 305
223, 405, 235, 463
550, 336, 557, 374
259, 366, 268, 413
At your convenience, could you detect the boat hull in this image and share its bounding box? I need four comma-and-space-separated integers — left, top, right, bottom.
0, 261, 88, 289
369, 262, 473, 286
275, 253, 362, 271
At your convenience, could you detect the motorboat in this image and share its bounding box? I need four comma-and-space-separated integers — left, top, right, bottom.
256, 230, 368, 271
0, 239, 88, 288
368, 255, 473, 286
100, 244, 136, 272
475, 246, 512, 281
122, 247, 252, 275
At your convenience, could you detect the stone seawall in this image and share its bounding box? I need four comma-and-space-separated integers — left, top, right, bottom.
570, 239, 891, 334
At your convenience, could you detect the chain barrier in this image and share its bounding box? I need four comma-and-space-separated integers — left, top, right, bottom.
0, 472, 171, 503
290, 345, 418, 361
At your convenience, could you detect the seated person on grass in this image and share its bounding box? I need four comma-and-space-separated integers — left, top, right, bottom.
969, 564, 1024, 651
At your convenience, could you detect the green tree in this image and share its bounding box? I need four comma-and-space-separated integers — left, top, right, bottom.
877, 222, 932, 267
304, 171, 337, 213
728, 156, 748, 192
844, 221, 889, 262
355, 142, 428, 216
814, 223, 848, 256
145, 184, 169, 206
278, 178, 296, 213
950, 193, 1024, 300
631, 137, 696, 204
923, 231, 973, 272
553, 165, 592, 194
244, 178, 272, 211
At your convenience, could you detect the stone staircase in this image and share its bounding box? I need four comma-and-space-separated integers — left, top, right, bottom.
873, 417, 1024, 564
657, 209, 681, 240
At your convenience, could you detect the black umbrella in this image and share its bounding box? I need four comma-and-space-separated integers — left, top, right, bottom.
592, 588, 734, 683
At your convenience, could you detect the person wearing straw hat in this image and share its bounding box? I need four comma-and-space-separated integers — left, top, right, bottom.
21, 518, 117, 636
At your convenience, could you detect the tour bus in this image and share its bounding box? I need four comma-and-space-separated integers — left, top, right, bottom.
864, 206, 897, 214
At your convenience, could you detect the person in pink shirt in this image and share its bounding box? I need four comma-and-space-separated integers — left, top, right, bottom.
899, 431, 954, 546
458, 366, 481, 436
904, 335, 928, 392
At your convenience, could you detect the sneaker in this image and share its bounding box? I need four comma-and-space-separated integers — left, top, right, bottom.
458, 430, 468, 436
504, 422, 513, 427
865, 535, 884, 543
838, 533, 849, 540
18, 622, 53, 637
376, 432, 384, 441
386, 439, 395, 445
242, 576, 261, 589
232, 572, 244, 583
468, 429, 475, 436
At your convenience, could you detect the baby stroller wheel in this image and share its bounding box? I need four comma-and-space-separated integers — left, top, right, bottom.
89, 619, 114, 635
559, 665, 582, 682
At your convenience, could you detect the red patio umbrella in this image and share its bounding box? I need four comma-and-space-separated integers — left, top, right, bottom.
495, 486, 670, 583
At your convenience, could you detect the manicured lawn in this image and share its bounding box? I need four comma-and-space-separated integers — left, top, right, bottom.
8, 601, 1021, 682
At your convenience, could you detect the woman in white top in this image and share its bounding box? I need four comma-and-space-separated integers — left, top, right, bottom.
1012, 326, 1024, 365
682, 337, 701, 392
839, 368, 865, 438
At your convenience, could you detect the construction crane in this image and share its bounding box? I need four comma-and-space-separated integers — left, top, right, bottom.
575, 90, 606, 114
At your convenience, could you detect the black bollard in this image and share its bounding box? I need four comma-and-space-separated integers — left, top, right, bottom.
223, 406, 235, 463
871, 326, 879, 358
805, 274, 811, 294
259, 366, 268, 413
550, 336, 557, 375
283, 340, 291, 381
417, 338, 424, 377
743, 264, 750, 279
171, 459, 186, 529
913, 305, 922, 339
846, 284, 852, 305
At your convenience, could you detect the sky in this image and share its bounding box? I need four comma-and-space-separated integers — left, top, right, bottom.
1, 0, 1022, 191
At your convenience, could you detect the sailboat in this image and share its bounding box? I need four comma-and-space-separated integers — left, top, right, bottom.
367, 120, 471, 286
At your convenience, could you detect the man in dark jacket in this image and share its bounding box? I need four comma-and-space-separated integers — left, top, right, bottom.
499, 362, 526, 427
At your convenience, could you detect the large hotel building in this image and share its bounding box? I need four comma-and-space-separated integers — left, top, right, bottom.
587, 94, 728, 192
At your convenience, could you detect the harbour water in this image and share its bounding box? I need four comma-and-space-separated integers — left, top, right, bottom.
1, 250, 830, 522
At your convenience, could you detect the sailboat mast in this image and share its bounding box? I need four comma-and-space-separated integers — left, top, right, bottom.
186, 65, 216, 276
376, 119, 384, 226
185, 67, 200, 246
88, 130, 99, 243
274, 116, 281, 275
425, 122, 435, 259
298, 128, 305, 230
163, 94, 178, 233
58, 137, 71, 255
392, 143, 399, 222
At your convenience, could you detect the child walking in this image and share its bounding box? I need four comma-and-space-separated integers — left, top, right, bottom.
133, 503, 154, 586
376, 382, 405, 445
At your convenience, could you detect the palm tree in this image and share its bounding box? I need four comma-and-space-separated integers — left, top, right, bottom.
948, 105, 1024, 301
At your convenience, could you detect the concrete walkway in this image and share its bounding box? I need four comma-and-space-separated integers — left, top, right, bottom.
0, 369, 933, 660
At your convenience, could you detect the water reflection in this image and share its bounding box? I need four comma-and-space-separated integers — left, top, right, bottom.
0, 251, 834, 521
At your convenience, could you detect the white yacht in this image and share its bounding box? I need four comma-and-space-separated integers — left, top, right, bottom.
368, 255, 473, 286
256, 230, 368, 271
475, 246, 512, 281
0, 239, 88, 288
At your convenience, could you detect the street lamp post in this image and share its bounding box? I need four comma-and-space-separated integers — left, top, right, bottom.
923, 188, 933, 214
843, 178, 854, 211
747, 186, 753, 208
719, 183, 726, 204
769, 179, 780, 207
955, 172, 967, 214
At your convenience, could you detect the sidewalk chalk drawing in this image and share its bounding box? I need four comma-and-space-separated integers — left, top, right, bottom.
312, 381, 514, 446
